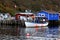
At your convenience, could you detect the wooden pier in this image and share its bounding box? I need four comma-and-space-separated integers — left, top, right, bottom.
0, 20, 19, 25
0, 20, 26, 27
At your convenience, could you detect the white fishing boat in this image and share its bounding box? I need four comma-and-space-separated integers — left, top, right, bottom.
16, 10, 48, 27
25, 22, 48, 27
25, 16, 49, 27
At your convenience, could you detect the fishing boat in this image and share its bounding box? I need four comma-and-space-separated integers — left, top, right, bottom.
25, 16, 48, 27
15, 10, 48, 27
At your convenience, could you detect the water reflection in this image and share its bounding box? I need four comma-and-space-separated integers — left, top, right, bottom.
0, 25, 59, 39
45, 28, 58, 38
0, 25, 21, 36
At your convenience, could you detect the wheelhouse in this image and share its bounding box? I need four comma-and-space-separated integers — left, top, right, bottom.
27, 16, 48, 23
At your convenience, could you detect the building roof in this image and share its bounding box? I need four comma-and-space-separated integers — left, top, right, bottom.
42, 10, 58, 14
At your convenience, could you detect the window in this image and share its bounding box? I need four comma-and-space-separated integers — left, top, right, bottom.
41, 14, 45, 17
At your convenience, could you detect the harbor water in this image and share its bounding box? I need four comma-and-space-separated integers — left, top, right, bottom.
0, 25, 60, 40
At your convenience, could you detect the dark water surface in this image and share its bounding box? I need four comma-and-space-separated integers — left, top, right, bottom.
0, 25, 60, 40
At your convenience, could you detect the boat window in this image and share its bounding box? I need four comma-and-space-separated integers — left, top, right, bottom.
33, 17, 46, 23
41, 14, 45, 17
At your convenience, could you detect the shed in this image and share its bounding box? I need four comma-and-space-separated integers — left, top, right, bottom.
37, 10, 59, 20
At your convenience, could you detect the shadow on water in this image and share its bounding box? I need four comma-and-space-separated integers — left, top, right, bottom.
0, 25, 26, 36
46, 26, 59, 38
47, 20, 59, 38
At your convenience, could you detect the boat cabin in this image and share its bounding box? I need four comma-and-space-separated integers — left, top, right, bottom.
15, 12, 34, 21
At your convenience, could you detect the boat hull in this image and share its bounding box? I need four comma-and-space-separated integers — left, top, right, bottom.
25, 22, 48, 27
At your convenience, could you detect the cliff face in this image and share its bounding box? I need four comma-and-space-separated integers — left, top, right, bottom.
0, 0, 60, 15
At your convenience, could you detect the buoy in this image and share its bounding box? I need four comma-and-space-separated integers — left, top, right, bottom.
26, 33, 30, 38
